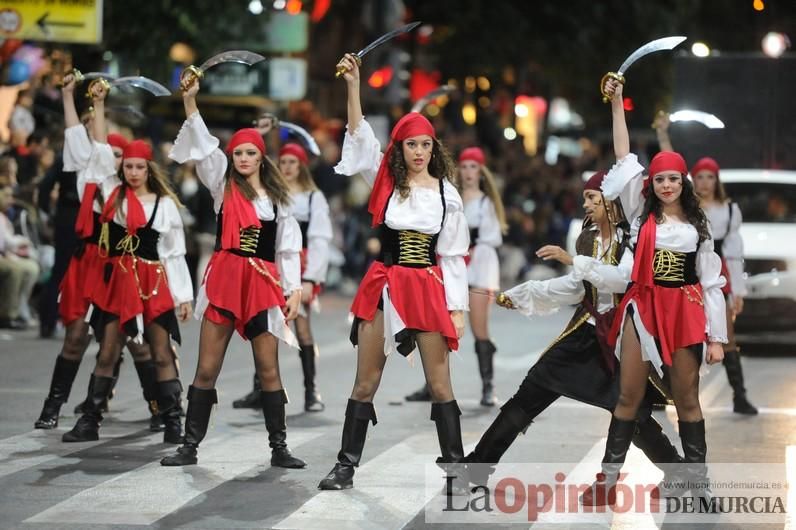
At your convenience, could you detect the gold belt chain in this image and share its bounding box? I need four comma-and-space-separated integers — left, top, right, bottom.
247, 257, 280, 287
680, 285, 704, 306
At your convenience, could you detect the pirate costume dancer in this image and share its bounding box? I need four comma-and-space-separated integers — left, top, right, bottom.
161, 77, 305, 469
465, 170, 682, 486
318, 53, 470, 493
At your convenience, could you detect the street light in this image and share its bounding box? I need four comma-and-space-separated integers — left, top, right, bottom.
762, 32, 790, 58
691, 42, 710, 57
248, 0, 264, 14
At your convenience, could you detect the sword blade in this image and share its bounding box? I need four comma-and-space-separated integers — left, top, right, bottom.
280, 121, 321, 156
617, 36, 687, 75
112, 76, 172, 97
82, 72, 118, 82
356, 21, 421, 58
410, 84, 455, 113
669, 110, 725, 129
198, 50, 266, 73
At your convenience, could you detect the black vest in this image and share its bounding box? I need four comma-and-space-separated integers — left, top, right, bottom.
376, 179, 446, 268
214, 202, 278, 262
104, 196, 161, 261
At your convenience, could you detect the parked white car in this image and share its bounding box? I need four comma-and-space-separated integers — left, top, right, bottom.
566, 169, 796, 344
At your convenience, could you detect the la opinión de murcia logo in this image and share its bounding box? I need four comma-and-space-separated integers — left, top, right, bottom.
438, 472, 787, 522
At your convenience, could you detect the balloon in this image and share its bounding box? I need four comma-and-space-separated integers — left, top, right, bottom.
7, 59, 30, 84
12, 45, 45, 75
0, 39, 23, 62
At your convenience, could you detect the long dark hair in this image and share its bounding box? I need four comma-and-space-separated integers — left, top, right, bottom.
639, 175, 711, 243
388, 138, 455, 199
225, 155, 292, 207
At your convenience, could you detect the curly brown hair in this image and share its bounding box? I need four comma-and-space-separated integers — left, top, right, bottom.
639, 175, 711, 243
387, 138, 456, 199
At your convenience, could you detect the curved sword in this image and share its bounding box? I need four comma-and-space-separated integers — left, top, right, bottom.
411, 85, 456, 114
600, 36, 687, 102
335, 21, 421, 78
113, 76, 171, 97
281, 121, 321, 156
181, 50, 266, 90
669, 110, 725, 129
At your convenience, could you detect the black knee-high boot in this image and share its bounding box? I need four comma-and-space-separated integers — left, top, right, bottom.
160, 386, 217, 466
465, 398, 533, 486
475, 340, 497, 407
35, 355, 81, 429
633, 415, 683, 466
62, 375, 114, 442
679, 419, 712, 499
431, 400, 468, 495
133, 359, 162, 432
232, 373, 262, 409
157, 379, 183, 444
74, 354, 121, 414
318, 399, 377, 490
580, 416, 637, 506
299, 344, 324, 412
261, 389, 306, 468
723, 348, 758, 415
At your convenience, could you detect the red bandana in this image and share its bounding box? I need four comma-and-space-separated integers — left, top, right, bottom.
279, 143, 308, 165
368, 113, 436, 227
101, 185, 147, 235
690, 156, 720, 178
458, 146, 485, 165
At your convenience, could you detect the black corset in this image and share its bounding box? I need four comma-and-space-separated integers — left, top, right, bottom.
214, 208, 277, 261
713, 238, 724, 259
298, 220, 310, 249
377, 225, 439, 268
469, 227, 479, 245
652, 249, 698, 287
102, 197, 161, 260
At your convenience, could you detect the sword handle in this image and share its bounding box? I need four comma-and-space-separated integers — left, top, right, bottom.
180, 65, 204, 91
496, 292, 515, 310
600, 72, 625, 104
86, 77, 111, 100
335, 55, 362, 79
58, 68, 84, 88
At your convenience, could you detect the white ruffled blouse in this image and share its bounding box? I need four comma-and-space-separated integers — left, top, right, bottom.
169, 111, 302, 295
291, 189, 333, 284
334, 118, 470, 311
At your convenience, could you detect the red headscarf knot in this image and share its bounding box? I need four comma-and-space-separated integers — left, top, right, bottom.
107, 133, 129, 151
367, 113, 437, 227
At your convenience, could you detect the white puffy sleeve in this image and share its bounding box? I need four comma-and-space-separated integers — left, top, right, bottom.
333, 118, 383, 188
476, 198, 503, 248
571, 247, 633, 294
79, 141, 120, 200
276, 203, 302, 295
503, 274, 585, 317
157, 198, 194, 305
697, 237, 728, 343
723, 202, 746, 297
63, 124, 93, 172
303, 192, 333, 284
600, 153, 646, 223
437, 182, 470, 311
169, 111, 227, 209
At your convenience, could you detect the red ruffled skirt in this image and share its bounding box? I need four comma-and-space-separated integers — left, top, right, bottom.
201, 250, 286, 339
609, 283, 707, 367
350, 261, 458, 352
92, 254, 176, 332
59, 242, 105, 325
719, 257, 732, 295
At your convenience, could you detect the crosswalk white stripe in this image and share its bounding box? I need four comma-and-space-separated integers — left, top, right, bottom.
25, 427, 325, 526
273, 434, 475, 530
